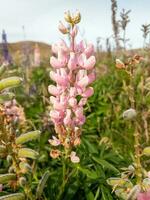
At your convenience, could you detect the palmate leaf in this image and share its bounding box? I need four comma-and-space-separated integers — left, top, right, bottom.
0, 174, 16, 184
0, 193, 25, 200
0, 77, 22, 92
18, 148, 39, 159
16, 130, 41, 145
36, 171, 50, 199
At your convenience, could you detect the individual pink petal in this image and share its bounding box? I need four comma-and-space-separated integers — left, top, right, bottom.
82, 87, 94, 98
69, 97, 77, 107
54, 101, 65, 110
75, 115, 86, 125
78, 98, 87, 106
50, 71, 68, 86
52, 43, 58, 54
50, 71, 58, 82
76, 69, 87, 81
78, 53, 86, 67
75, 40, 85, 53
50, 110, 60, 119
48, 136, 60, 146
83, 56, 96, 70
77, 76, 89, 87
70, 151, 80, 163
50, 96, 57, 104
48, 85, 60, 96
58, 49, 68, 66
88, 71, 96, 84
64, 109, 72, 126
137, 191, 150, 200
60, 94, 68, 105
58, 39, 69, 52
69, 87, 77, 97
50, 56, 62, 68
75, 107, 83, 118
84, 44, 94, 58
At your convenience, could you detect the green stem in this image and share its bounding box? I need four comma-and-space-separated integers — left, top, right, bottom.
128, 66, 142, 185
134, 124, 142, 185
56, 158, 67, 200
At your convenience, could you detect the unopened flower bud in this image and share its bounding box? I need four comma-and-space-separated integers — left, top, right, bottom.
58, 21, 68, 34
116, 59, 125, 69
73, 11, 81, 24
19, 177, 27, 187
70, 151, 80, 163
7, 155, 13, 164
123, 108, 137, 120
8, 166, 15, 173
50, 149, 61, 159
64, 11, 72, 23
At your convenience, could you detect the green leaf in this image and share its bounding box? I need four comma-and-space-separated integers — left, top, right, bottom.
18, 148, 39, 159
0, 92, 15, 103
0, 64, 6, 77
107, 177, 132, 188
0, 77, 22, 92
36, 171, 50, 199
16, 130, 41, 145
107, 177, 126, 186
82, 137, 98, 154
142, 147, 150, 156
86, 191, 95, 200
0, 193, 25, 200
78, 166, 98, 179
0, 173, 16, 184
92, 157, 119, 173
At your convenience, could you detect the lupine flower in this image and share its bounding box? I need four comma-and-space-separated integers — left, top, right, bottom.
48, 11, 96, 162
50, 149, 61, 159
137, 190, 150, 200
70, 151, 80, 163
2, 30, 12, 64
3, 99, 25, 124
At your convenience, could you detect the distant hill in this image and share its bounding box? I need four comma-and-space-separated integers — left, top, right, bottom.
0, 41, 51, 65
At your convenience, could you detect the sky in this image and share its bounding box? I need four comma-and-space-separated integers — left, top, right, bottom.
0, 0, 150, 48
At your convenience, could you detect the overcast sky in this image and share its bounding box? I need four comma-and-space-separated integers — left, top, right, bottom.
0, 0, 150, 48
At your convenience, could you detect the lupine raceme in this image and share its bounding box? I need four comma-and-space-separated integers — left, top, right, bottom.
48, 11, 96, 163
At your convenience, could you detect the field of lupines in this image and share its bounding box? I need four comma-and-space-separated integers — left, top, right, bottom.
0, 1, 150, 200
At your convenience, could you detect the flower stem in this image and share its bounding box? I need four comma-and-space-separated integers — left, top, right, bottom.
128, 66, 142, 185
134, 123, 142, 185
56, 151, 68, 200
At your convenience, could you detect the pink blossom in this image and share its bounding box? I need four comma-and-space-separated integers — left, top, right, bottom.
48, 12, 96, 157
137, 190, 150, 200
70, 151, 80, 163
48, 136, 60, 146
58, 21, 68, 34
